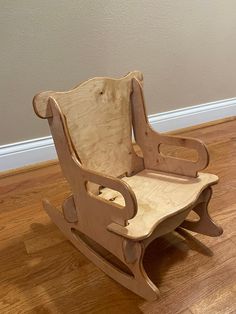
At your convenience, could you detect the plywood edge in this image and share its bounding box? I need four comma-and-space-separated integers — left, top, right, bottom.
33, 71, 143, 119
107, 172, 219, 241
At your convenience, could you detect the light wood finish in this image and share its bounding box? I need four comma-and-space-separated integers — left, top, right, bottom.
180, 187, 223, 237
31, 72, 222, 301
131, 78, 209, 177
33, 71, 144, 180
101, 170, 218, 240
0, 120, 235, 313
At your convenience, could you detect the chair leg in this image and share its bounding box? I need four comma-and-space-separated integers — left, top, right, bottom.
131, 247, 160, 301
43, 199, 159, 301
180, 187, 223, 237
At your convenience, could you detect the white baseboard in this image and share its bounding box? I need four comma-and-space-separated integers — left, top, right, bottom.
149, 97, 236, 132
0, 137, 56, 172
0, 98, 235, 172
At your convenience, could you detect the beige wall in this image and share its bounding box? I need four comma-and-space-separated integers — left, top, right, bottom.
1, 0, 236, 145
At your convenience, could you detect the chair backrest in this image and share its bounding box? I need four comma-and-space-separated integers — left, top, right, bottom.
33, 71, 144, 178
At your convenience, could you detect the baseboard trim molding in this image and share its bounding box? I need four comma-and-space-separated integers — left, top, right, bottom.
0, 98, 235, 172
0, 136, 57, 172
149, 97, 236, 132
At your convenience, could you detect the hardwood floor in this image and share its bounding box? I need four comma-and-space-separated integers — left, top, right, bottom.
0, 119, 236, 313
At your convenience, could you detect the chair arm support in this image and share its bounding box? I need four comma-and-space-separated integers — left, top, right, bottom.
72, 157, 138, 223
158, 133, 209, 169
131, 78, 209, 177
144, 129, 209, 177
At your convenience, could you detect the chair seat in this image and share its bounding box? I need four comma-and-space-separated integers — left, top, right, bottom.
100, 169, 218, 240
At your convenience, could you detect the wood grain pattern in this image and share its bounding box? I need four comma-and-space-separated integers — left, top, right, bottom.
101, 170, 218, 240
34, 92, 160, 300
33, 71, 144, 179
131, 78, 209, 177
0, 120, 235, 312
31, 72, 223, 300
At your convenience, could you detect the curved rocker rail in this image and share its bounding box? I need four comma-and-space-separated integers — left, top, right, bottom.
43, 185, 222, 301
43, 199, 159, 301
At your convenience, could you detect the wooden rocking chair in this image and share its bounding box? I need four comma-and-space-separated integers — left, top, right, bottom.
33, 71, 223, 300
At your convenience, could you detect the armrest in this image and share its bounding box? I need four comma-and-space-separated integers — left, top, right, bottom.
144, 128, 209, 177
72, 157, 138, 224
158, 132, 209, 170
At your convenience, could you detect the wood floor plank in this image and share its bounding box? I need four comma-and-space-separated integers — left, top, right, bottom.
178, 309, 193, 314
190, 281, 236, 314
140, 257, 236, 314
144, 236, 236, 293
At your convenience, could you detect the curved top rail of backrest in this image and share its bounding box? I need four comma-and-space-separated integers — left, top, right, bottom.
33, 71, 144, 178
